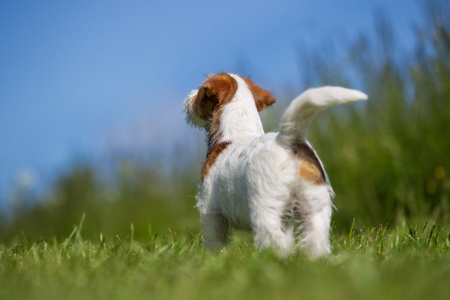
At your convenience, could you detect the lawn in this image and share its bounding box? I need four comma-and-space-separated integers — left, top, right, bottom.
1, 2, 449, 300
1, 218, 449, 300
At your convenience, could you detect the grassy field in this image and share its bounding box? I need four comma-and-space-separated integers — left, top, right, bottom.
1, 218, 449, 300
1, 1, 449, 299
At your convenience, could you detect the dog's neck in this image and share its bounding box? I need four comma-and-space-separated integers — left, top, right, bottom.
208, 74, 264, 149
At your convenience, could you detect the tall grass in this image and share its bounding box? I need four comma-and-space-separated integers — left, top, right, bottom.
293, 1, 450, 229
1, 163, 201, 242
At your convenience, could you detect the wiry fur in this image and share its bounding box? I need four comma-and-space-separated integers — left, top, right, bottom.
183, 73, 367, 258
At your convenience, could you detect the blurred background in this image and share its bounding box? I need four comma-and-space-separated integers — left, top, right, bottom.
1, 0, 449, 242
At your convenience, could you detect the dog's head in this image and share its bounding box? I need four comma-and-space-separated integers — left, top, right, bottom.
183, 73, 275, 130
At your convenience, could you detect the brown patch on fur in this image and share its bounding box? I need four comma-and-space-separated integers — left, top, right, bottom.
299, 160, 325, 185
292, 142, 326, 185
193, 73, 238, 120
243, 77, 276, 111
202, 142, 231, 181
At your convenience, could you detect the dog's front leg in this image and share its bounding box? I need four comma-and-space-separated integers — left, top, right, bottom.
201, 213, 230, 251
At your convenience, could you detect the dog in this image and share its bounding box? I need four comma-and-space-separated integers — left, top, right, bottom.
183, 73, 367, 258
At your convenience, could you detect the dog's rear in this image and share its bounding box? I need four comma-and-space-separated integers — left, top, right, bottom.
273, 87, 367, 257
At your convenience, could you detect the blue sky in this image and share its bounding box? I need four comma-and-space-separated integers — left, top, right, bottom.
0, 0, 420, 206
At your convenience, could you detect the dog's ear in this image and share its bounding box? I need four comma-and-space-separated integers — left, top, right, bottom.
195, 73, 238, 120
194, 85, 217, 121
244, 77, 276, 111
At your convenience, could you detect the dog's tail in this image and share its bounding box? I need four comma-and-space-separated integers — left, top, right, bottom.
276, 86, 367, 147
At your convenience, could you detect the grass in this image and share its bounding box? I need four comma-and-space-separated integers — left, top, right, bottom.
1, 217, 449, 300
1, 2, 449, 299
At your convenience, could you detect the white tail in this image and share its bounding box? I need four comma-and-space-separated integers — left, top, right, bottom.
276, 86, 367, 148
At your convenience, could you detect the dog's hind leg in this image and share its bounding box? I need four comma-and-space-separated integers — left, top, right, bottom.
201, 213, 230, 251
297, 185, 332, 258
249, 198, 294, 256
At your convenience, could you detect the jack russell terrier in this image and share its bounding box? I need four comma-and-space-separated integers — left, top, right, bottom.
184, 73, 367, 258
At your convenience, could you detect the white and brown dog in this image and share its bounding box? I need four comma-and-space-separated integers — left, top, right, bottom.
184, 73, 367, 258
